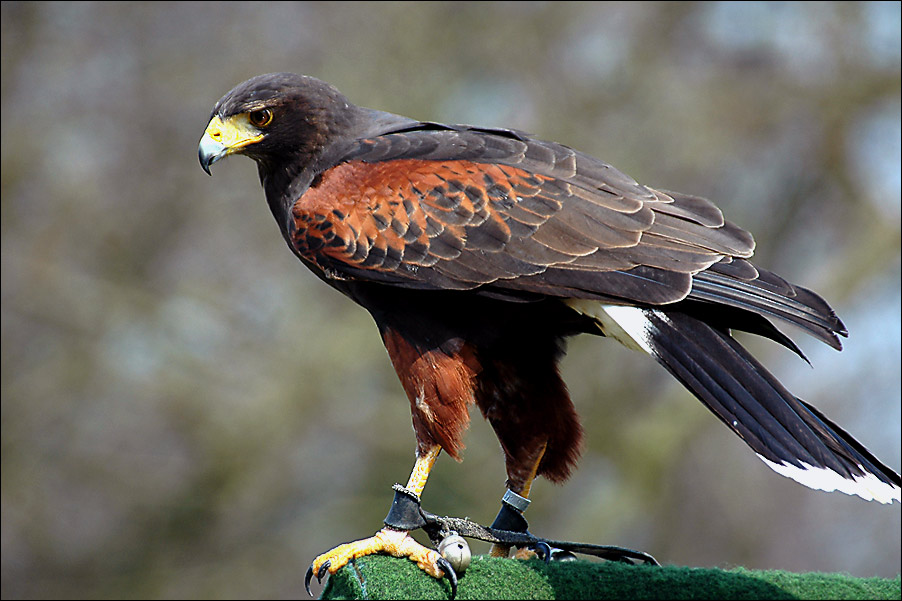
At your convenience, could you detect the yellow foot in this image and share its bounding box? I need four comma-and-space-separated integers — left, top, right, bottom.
304, 528, 458, 597
490, 544, 538, 560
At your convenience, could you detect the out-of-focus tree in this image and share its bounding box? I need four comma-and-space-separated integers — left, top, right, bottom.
2, 2, 899, 599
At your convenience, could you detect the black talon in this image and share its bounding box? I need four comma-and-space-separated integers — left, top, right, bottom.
316, 560, 331, 582
304, 565, 315, 597
436, 556, 458, 600
531, 541, 552, 563
304, 560, 333, 597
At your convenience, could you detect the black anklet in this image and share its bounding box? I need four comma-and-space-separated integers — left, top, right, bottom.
489, 488, 530, 533
383, 484, 427, 531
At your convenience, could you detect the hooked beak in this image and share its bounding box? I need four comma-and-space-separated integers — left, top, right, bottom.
198, 115, 264, 175
198, 133, 226, 175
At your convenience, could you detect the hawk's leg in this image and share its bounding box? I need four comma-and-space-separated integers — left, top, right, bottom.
490, 442, 546, 559
305, 445, 457, 596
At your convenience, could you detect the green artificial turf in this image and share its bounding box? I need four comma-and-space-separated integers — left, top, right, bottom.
320, 554, 902, 600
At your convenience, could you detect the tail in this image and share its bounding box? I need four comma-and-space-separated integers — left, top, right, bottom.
589, 303, 901, 504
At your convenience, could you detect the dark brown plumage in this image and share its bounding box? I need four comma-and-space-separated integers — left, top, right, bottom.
199, 72, 900, 587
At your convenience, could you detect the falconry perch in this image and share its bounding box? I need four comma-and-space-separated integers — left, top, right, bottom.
199, 73, 901, 593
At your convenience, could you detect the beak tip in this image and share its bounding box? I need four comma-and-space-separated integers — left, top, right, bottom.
198, 129, 229, 176
198, 144, 217, 176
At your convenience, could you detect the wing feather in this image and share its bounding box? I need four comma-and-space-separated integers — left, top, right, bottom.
289, 126, 843, 345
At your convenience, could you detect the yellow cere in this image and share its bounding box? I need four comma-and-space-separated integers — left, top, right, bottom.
202, 114, 264, 150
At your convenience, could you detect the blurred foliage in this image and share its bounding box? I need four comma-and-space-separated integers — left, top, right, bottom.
1, 2, 899, 599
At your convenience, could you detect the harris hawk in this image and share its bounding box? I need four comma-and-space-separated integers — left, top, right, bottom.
199, 73, 901, 591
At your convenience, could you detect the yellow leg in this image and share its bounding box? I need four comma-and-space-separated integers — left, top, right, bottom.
490, 442, 547, 558
518, 442, 546, 499
407, 445, 441, 496
307, 445, 449, 589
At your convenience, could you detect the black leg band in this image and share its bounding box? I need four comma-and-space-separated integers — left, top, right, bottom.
489, 499, 529, 533
383, 484, 427, 531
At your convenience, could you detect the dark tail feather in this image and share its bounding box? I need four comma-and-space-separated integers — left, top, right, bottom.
613, 306, 900, 503
690, 262, 847, 350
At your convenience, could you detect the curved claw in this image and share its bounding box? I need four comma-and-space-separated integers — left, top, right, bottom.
317, 560, 331, 581
304, 560, 332, 597
436, 556, 458, 600
530, 540, 553, 563
304, 565, 314, 597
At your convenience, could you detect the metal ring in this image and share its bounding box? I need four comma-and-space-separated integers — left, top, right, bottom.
502, 489, 531, 513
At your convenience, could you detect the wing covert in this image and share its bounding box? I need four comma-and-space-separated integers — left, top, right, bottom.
290, 128, 755, 305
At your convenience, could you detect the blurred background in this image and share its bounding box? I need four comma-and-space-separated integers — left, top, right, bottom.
2, 2, 899, 598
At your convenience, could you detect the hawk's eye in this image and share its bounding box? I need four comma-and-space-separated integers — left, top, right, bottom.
248, 108, 273, 128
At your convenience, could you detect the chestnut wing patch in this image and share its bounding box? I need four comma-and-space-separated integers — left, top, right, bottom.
290, 156, 746, 303
292, 159, 582, 288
